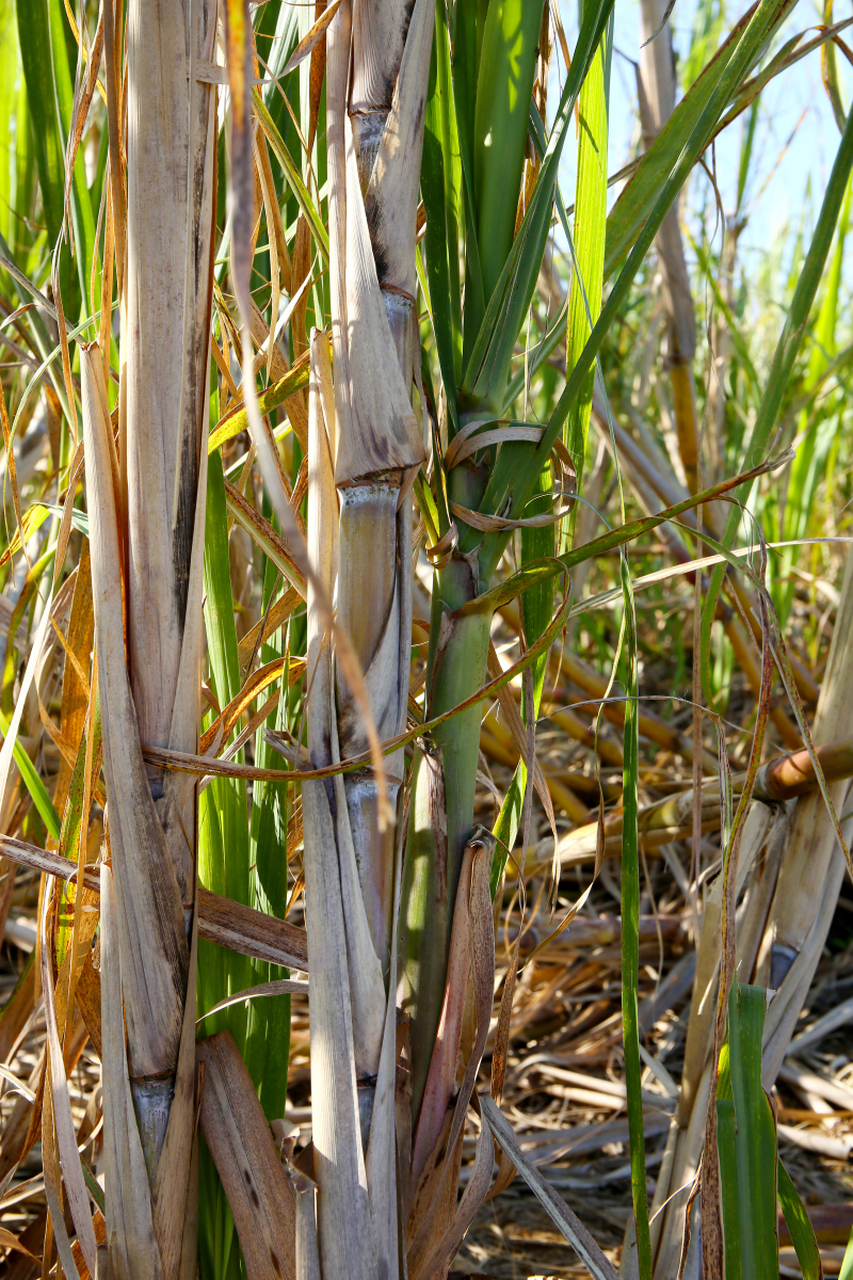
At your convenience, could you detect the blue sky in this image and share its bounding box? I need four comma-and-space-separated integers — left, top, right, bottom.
559, 0, 850, 264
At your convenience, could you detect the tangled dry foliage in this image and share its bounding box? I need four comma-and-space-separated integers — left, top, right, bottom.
2, 0, 853, 1275
2, 556, 853, 1278
1, 532, 850, 1280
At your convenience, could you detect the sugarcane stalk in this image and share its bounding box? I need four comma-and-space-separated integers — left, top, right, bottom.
299, 0, 431, 1271
325, 0, 430, 978
81, 1, 216, 1274
120, 0, 215, 1161
400, 598, 491, 1114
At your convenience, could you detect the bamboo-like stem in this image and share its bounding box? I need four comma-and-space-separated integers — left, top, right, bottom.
300, 0, 431, 1271
120, 0, 215, 1154
545, 735, 853, 869
324, 0, 428, 978
401, 591, 491, 1113
82, 2, 215, 1274
338, 8, 433, 962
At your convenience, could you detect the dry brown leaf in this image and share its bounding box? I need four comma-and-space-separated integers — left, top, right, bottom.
237, 587, 303, 669
81, 344, 189, 1082
0, 1226, 39, 1261
282, 0, 342, 76
0, 833, 311, 972
197, 1031, 296, 1280
196, 977, 309, 1025
100, 863, 164, 1280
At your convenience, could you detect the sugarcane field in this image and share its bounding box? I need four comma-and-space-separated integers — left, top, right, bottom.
0, 0, 852, 1276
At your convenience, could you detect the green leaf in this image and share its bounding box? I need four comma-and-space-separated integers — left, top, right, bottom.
421, 0, 463, 428
254, 90, 329, 260
564, 12, 610, 526
47, 0, 96, 316
53, 705, 100, 969
16, 0, 67, 285
716, 982, 779, 1280
16, 0, 96, 317
0, 707, 61, 842
717, 1099, 744, 1280
199, 444, 253, 1041
10, 300, 107, 441
775, 180, 851, 626
840, 1223, 853, 1280
474, 0, 793, 587
208, 357, 310, 454
0, 3, 29, 256
604, 0, 796, 278
777, 1159, 823, 1280
459, 0, 615, 420
451, 0, 485, 350
42, 503, 90, 538
466, 452, 787, 619
245, 497, 293, 1127
472, 0, 547, 313
198, 437, 255, 1280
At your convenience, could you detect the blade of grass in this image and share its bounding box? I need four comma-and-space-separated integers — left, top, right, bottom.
716, 983, 779, 1280
0, 708, 62, 842
620, 556, 652, 1280
777, 1159, 823, 1280
564, 8, 610, 511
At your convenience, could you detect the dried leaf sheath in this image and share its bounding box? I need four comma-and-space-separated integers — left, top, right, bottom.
327, 0, 426, 487
197, 1032, 297, 1280
81, 344, 188, 1097
123, 0, 217, 788
79, 0, 216, 1272
82, 346, 201, 1280
302, 330, 375, 1279
100, 863, 163, 1280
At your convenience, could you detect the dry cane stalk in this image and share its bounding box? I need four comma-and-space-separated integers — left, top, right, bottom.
298, 0, 442, 1273
79, 1, 216, 1275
